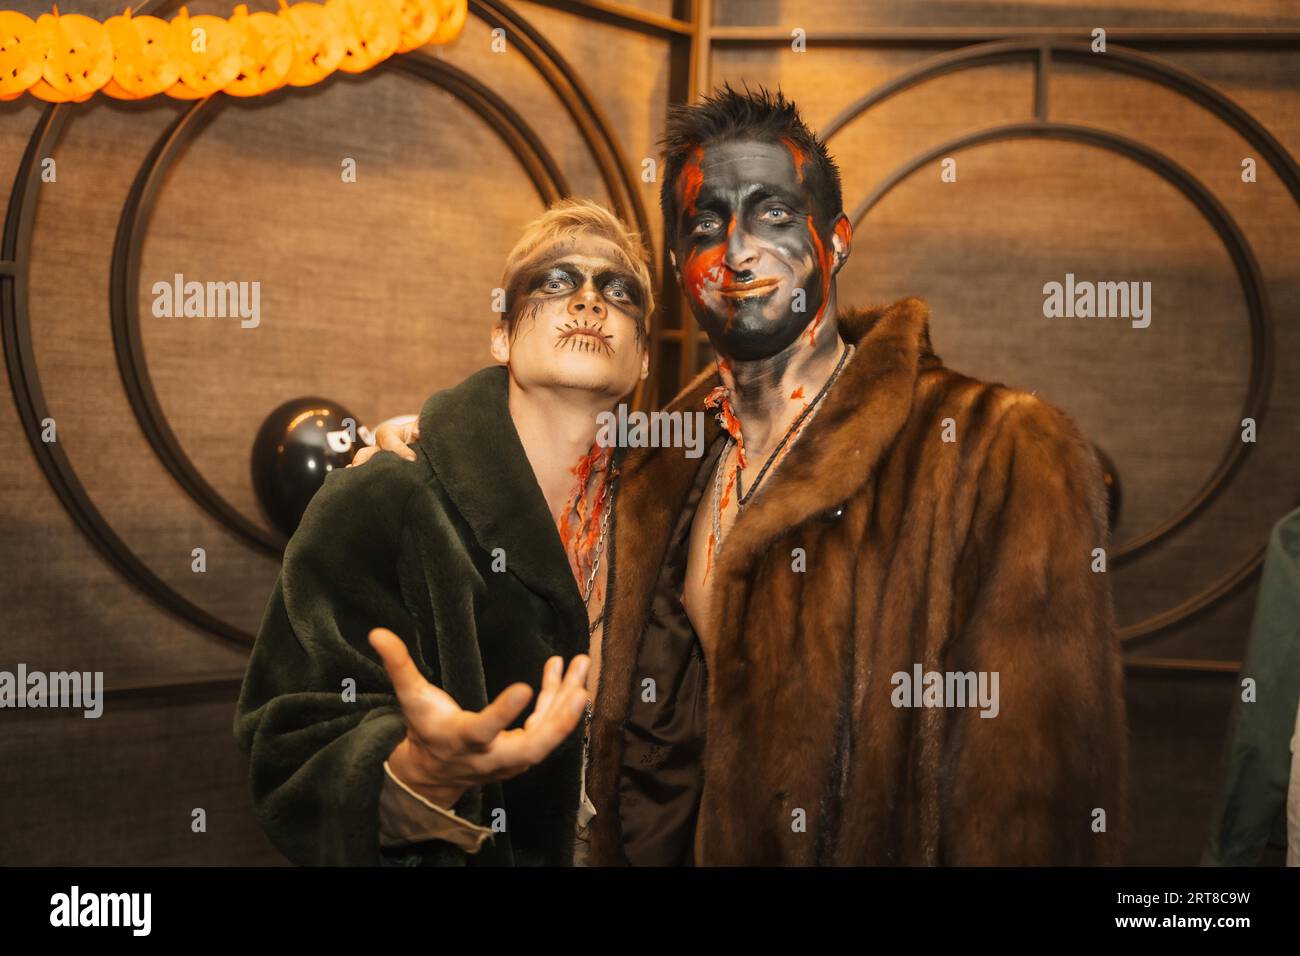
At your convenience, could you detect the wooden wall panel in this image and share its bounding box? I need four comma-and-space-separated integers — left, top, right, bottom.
0, 694, 284, 865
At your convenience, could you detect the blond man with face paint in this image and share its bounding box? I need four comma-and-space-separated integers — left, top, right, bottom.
234, 200, 654, 866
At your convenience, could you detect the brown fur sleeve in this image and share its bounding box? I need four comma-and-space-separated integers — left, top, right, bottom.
939, 391, 1128, 865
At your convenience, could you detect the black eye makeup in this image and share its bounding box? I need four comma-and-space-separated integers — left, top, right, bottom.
524, 261, 643, 314
596, 271, 643, 310
527, 266, 577, 294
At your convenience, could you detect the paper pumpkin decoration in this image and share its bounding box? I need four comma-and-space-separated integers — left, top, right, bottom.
35, 9, 113, 98
102, 9, 181, 101
327, 0, 401, 74
278, 0, 344, 87
0, 11, 43, 98
395, 0, 440, 54
5, 0, 468, 100
225, 4, 294, 97
430, 0, 466, 45
166, 6, 241, 98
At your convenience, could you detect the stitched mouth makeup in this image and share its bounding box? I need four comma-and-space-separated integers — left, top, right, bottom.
555, 320, 615, 355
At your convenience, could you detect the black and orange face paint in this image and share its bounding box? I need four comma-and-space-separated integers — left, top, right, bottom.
780, 136, 808, 184
677, 146, 706, 221
505, 248, 647, 348
669, 137, 844, 362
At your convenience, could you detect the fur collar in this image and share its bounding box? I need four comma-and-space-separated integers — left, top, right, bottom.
417, 365, 590, 642
625, 295, 937, 580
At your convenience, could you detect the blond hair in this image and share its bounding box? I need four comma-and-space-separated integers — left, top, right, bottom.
501, 199, 655, 330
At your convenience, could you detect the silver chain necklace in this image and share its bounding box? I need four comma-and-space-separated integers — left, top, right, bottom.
582, 468, 616, 631
710, 343, 853, 555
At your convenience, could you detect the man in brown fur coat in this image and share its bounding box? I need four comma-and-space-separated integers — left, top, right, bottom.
581, 86, 1128, 866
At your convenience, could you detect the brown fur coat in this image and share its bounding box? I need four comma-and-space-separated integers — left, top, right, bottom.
586, 296, 1127, 865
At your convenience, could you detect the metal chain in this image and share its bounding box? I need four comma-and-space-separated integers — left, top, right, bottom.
710, 343, 854, 556
582, 469, 616, 607
738, 342, 853, 508
578, 463, 615, 805
711, 435, 732, 554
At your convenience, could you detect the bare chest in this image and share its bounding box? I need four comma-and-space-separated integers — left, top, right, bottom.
681, 457, 744, 656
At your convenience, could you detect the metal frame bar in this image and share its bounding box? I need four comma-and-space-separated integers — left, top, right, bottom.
526, 0, 691, 37
2, 107, 252, 647
709, 26, 1300, 48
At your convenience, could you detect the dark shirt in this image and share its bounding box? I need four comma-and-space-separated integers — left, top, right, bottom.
617, 434, 726, 865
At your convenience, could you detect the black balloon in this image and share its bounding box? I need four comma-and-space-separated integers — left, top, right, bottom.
1092, 443, 1122, 532
252, 397, 364, 537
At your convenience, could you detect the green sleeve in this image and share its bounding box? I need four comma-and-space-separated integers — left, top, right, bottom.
1205, 506, 1300, 866
233, 456, 461, 866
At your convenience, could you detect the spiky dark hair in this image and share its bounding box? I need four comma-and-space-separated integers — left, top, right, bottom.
658, 84, 844, 232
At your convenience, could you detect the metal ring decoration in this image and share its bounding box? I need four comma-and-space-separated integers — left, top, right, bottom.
4, 0, 652, 646
2, 105, 252, 644
470, 0, 653, 263
110, 56, 571, 560
821, 38, 1298, 642
848, 121, 1271, 565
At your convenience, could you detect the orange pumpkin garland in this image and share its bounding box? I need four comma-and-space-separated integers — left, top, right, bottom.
430, 0, 466, 45
27, 77, 93, 101
167, 6, 241, 97
395, 0, 440, 53
1, 0, 465, 100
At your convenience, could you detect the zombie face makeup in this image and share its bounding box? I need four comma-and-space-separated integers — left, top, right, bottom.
670, 138, 852, 361
523, 259, 641, 356
494, 234, 649, 399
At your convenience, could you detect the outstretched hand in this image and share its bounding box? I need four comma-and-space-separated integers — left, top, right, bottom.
370, 627, 590, 810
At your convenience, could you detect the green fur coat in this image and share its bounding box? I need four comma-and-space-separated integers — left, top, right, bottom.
234, 366, 593, 866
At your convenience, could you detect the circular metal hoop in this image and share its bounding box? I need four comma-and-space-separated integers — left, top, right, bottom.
110, 56, 571, 560
847, 121, 1271, 565
822, 39, 1299, 642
